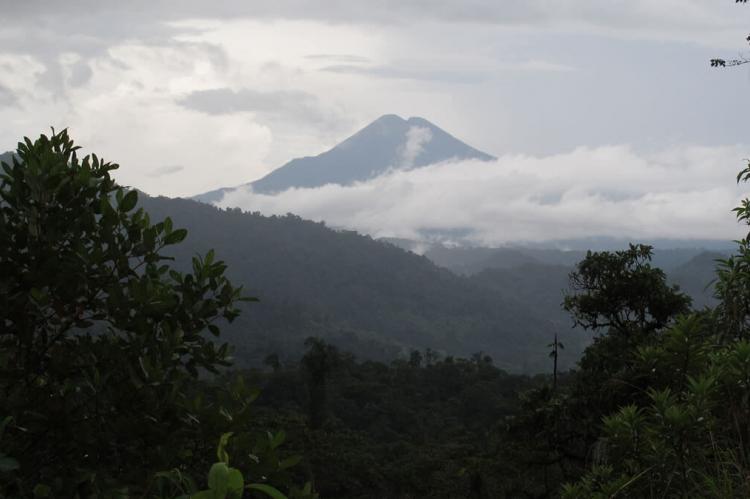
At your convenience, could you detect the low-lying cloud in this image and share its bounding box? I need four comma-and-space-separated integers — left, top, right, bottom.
216, 144, 750, 245
398, 126, 432, 168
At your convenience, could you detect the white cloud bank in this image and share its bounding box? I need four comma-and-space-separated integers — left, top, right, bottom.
217, 144, 750, 245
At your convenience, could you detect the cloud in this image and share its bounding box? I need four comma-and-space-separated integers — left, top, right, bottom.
317, 63, 486, 84
64, 61, 94, 88
0, 54, 47, 98
52, 42, 275, 198
318, 59, 571, 83
3, 1, 746, 48
68, 96, 273, 197
178, 87, 328, 122
216, 144, 750, 245
148, 165, 185, 177
505, 60, 574, 72
398, 126, 432, 168
304, 53, 371, 63
0, 84, 17, 108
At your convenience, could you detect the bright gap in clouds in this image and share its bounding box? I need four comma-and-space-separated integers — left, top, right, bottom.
216, 144, 750, 245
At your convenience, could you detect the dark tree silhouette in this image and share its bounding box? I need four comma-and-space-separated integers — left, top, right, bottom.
711, 0, 749, 67
301, 337, 341, 429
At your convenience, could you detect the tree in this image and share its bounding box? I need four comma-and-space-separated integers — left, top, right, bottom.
712, 163, 750, 341
408, 349, 423, 368
560, 245, 691, 437
494, 245, 693, 496
561, 165, 750, 498
711, 0, 749, 67
0, 130, 250, 496
564, 244, 691, 336
301, 337, 341, 429
562, 318, 750, 498
547, 333, 564, 391
265, 352, 282, 372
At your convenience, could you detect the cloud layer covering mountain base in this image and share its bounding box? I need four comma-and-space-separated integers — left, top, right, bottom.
217, 144, 750, 245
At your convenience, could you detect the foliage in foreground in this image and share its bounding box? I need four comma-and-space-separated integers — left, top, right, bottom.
560, 162, 750, 498
0, 131, 312, 497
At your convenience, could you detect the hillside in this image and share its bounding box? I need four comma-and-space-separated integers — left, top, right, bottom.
449, 250, 725, 342
469, 263, 573, 329
669, 251, 725, 308
194, 114, 495, 202
421, 243, 730, 276
0, 151, 16, 165
138, 194, 585, 372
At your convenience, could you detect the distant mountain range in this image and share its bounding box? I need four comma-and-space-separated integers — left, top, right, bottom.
123, 194, 733, 372
0, 151, 16, 165
381, 239, 732, 275
389, 239, 727, 310
193, 114, 495, 203
137, 194, 587, 373
125, 195, 733, 372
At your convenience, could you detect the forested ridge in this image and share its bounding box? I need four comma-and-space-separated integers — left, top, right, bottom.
136, 194, 590, 372
134, 192, 724, 374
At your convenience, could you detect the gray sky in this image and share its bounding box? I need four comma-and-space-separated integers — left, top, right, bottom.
2, 1, 750, 242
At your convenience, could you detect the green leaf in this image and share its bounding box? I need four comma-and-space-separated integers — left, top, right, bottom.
33, 484, 51, 497
29, 288, 48, 305
165, 228, 188, 245
270, 430, 286, 449
120, 189, 138, 212
279, 455, 301, 470
100, 196, 115, 218
0, 416, 12, 440
216, 432, 233, 464
0, 454, 19, 472
208, 463, 229, 495
247, 484, 288, 499
143, 227, 156, 251
226, 468, 244, 499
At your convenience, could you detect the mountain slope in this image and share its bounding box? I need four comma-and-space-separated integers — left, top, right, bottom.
194, 114, 494, 202
461, 252, 725, 364
0, 151, 16, 165
468, 263, 580, 351
137, 194, 576, 372
669, 251, 725, 309
419, 243, 729, 276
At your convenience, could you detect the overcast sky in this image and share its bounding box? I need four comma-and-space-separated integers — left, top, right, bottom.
2, 1, 750, 242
